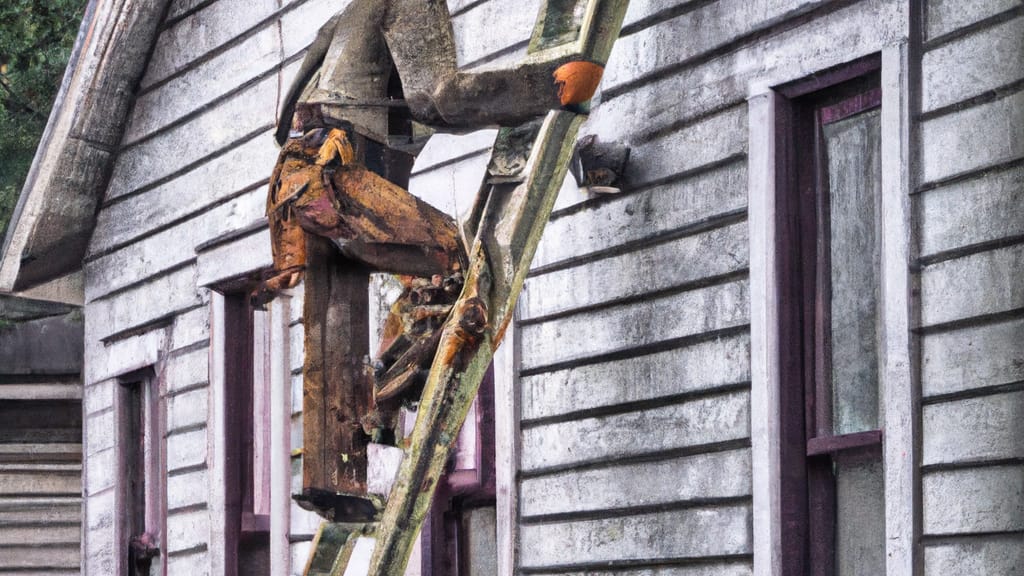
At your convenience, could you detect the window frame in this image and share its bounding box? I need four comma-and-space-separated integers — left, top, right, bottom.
747, 46, 917, 576
116, 367, 164, 576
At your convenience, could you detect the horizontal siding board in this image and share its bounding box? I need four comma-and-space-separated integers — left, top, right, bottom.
920, 244, 1024, 326
534, 161, 747, 269
521, 391, 750, 472
926, 0, 1022, 40
83, 380, 114, 415
521, 222, 748, 320
922, 14, 1024, 112
924, 534, 1023, 575
85, 410, 115, 456
196, 228, 273, 286
923, 465, 1024, 535
521, 333, 750, 422
86, 266, 203, 342
520, 448, 751, 517
166, 508, 210, 553
86, 188, 265, 301
85, 449, 115, 495
83, 322, 164, 385
278, 0, 346, 57
167, 549, 211, 576
170, 306, 211, 351
411, 130, 496, 174
127, 26, 283, 144
166, 427, 208, 472
407, 149, 490, 217
917, 165, 1024, 257
167, 468, 208, 510
142, 0, 282, 88
620, 105, 748, 188
602, 0, 829, 90
167, 386, 209, 432
165, 347, 210, 395
450, 0, 540, 65
587, 0, 904, 148
107, 74, 278, 201
920, 89, 1024, 185
922, 391, 1024, 466
518, 504, 752, 568
921, 317, 1024, 397
520, 280, 749, 371
93, 133, 276, 255
525, 565, 754, 576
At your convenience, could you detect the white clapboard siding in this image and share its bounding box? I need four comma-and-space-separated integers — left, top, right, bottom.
926, 0, 1022, 39
921, 13, 1024, 112
916, 5, 1023, 571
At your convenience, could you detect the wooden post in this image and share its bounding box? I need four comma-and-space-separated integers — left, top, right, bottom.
300, 234, 375, 519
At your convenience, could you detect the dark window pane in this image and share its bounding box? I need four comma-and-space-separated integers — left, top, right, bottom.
823, 108, 882, 436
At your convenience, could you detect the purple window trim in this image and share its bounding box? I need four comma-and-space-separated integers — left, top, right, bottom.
773, 55, 884, 576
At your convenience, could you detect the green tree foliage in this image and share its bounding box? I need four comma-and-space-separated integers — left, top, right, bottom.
0, 0, 85, 237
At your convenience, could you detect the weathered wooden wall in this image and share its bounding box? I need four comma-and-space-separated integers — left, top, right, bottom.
81, 1, 339, 573
0, 306, 83, 575
76, 0, 1022, 574
916, 1, 1024, 573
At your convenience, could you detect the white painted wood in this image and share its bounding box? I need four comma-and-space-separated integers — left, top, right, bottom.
520, 390, 750, 472
85, 264, 203, 340
924, 534, 1024, 575
918, 165, 1024, 258
921, 14, 1024, 113
746, 90, 782, 576
142, 0, 281, 88
920, 90, 1024, 185
586, 0, 906, 152
207, 292, 228, 576
519, 279, 749, 371
90, 132, 277, 254
922, 466, 1024, 535
167, 508, 210, 553
520, 448, 751, 517
494, 317, 519, 576
603, 0, 829, 90
520, 222, 748, 320
922, 392, 1024, 466
921, 317, 1024, 398
106, 74, 279, 200
926, 0, 1022, 40
126, 27, 284, 144
879, 43, 916, 576
269, 295, 293, 576
196, 228, 273, 287
920, 243, 1024, 327
518, 504, 752, 568
367, 443, 405, 498
520, 333, 750, 422
533, 161, 747, 269
278, 0, 348, 58
450, 0, 541, 66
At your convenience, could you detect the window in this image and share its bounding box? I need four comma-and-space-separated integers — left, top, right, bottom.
775, 58, 885, 575
418, 370, 497, 576
222, 293, 272, 575
117, 368, 162, 576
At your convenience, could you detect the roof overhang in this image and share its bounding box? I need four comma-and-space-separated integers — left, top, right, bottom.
0, 0, 171, 303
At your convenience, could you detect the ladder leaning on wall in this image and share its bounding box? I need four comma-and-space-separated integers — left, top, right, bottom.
303, 2, 630, 574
